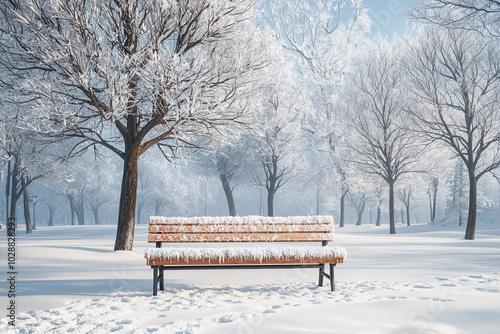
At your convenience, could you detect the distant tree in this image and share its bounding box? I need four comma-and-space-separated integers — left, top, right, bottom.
349, 192, 366, 226
348, 39, 422, 234
251, 64, 307, 217
269, 0, 370, 226
406, 26, 500, 239
0, 0, 272, 250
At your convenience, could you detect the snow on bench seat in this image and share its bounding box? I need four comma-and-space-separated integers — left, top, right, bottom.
144, 246, 347, 266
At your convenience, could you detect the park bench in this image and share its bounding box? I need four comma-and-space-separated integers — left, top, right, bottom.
144, 216, 346, 296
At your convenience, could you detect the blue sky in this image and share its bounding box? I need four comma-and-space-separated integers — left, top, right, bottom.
363, 0, 414, 36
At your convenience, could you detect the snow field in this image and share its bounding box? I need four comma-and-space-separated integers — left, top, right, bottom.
1, 218, 499, 333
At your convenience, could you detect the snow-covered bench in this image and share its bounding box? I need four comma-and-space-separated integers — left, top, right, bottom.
144, 216, 346, 296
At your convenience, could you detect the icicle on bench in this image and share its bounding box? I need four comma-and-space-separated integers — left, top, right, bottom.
144, 216, 346, 296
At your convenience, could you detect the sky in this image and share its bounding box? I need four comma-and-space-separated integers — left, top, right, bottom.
363, 0, 414, 36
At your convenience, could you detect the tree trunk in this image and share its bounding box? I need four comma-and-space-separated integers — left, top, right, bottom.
9, 156, 20, 221
136, 201, 144, 225
74, 188, 85, 225
406, 202, 411, 227
267, 188, 274, 217
432, 179, 438, 222
428, 192, 433, 222
465, 171, 477, 240
339, 189, 347, 227
355, 198, 365, 226
47, 204, 55, 226
21, 176, 32, 234
220, 173, 236, 216
114, 146, 140, 251
389, 181, 396, 234
66, 193, 75, 225
376, 204, 381, 226
92, 206, 101, 225
155, 198, 161, 216
5, 160, 11, 223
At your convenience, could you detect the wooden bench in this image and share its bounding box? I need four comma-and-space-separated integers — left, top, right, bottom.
144, 216, 346, 296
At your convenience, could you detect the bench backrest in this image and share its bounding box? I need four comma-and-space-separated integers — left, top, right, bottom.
148, 216, 334, 245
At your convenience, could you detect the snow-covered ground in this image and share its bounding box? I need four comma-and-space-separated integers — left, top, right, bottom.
1, 215, 500, 333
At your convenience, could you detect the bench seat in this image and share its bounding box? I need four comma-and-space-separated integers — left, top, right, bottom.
144, 246, 347, 266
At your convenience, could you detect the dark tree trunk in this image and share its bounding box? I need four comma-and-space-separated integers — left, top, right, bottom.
428, 192, 433, 222
21, 176, 32, 234
47, 204, 55, 226
267, 188, 274, 217
406, 201, 411, 227
432, 179, 438, 222
92, 205, 101, 225
376, 204, 381, 226
465, 171, 477, 240
5, 160, 11, 223
355, 198, 365, 226
339, 189, 347, 227
114, 146, 140, 251
9, 156, 21, 221
389, 181, 396, 234
75, 197, 85, 225
154, 198, 161, 216
66, 192, 75, 226
136, 201, 144, 225
220, 173, 236, 216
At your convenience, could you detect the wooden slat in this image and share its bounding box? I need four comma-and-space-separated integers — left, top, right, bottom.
150, 217, 333, 226
148, 224, 333, 234
148, 232, 334, 243
147, 255, 344, 266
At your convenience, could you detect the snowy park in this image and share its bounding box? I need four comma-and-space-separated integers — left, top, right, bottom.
1, 213, 500, 333
3, 0, 500, 333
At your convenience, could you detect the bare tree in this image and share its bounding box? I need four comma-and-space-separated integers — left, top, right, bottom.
0, 0, 271, 250
251, 65, 305, 217
406, 26, 500, 239
349, 39, 422, 234
349, 192, 366, 226
412, 1, 500, 36
269, 0, 370, 226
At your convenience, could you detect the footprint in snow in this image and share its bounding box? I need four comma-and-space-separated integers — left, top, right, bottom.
118, 319, 133, 325
475, 288, 499, 293
218, 314, 236, 323
434, 277, 449, 281
110, 325, 124, 332
413, 284, 434, 289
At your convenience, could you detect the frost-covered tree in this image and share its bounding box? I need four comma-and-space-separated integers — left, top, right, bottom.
268, 0, 370, 227
251, 64, 308, 217
194, 143, 249, 216
348, 39, 422, 235
412, 1, 500, 36
407, 26, 500, 239
0, 0, 272, 250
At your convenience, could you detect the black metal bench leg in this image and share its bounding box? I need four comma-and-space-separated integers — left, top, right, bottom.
330, 264, 335, 292
153, 266, 158, 296
159, 267, 165, 291
318, 264, 325, 287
